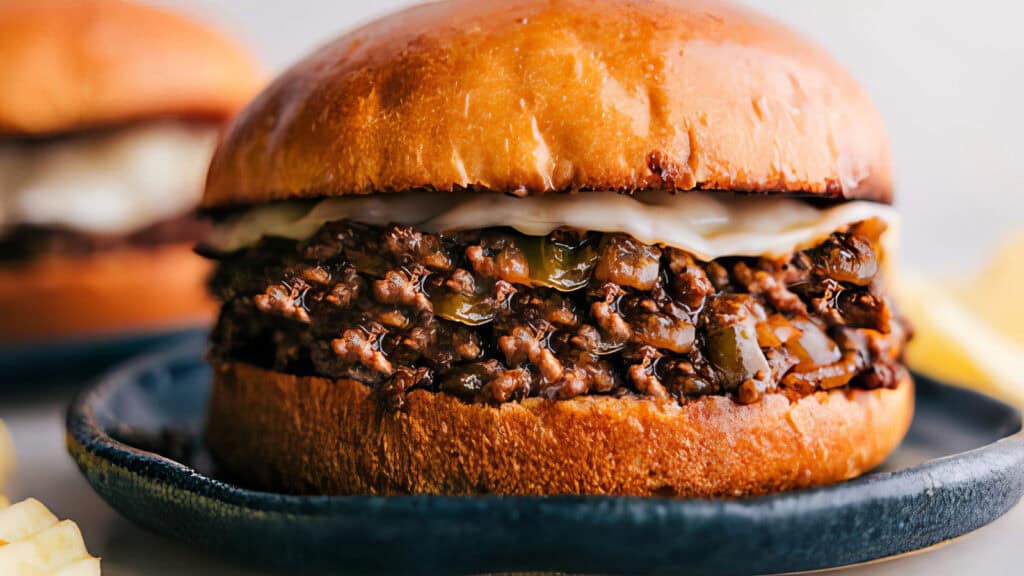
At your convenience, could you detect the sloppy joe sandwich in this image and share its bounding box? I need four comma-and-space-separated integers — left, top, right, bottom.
201, 0, 912, 497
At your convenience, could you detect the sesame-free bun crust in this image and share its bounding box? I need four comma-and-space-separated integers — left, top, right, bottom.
206, 362, 913, 497
0, 244, 215, 341
204, 0, 891, 208
0, 0, 264, 135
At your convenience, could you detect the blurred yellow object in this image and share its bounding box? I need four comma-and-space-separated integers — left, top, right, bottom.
956, 231, 1024, 348
0, 498, 100, 575
899, 232, 1024, 406
0, 420, 13, 489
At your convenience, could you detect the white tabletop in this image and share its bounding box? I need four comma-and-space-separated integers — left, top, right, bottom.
3, 389, 1020, 576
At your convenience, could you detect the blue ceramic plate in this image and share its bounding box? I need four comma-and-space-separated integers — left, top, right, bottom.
67, 336, 1024, 575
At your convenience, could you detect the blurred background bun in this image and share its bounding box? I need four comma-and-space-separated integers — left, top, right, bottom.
0, 0, 263, 134
0, 0, 264, 342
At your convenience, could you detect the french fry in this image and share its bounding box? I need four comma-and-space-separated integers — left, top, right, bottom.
52, 557, 102, 576
0, 499, 59, 545
0, 520, 90, 573
957, 231, 1024, 348
899, 231, 1024, 405
0, 499, 100, 575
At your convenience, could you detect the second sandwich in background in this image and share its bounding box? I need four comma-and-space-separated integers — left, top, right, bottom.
0, 0, 263, 341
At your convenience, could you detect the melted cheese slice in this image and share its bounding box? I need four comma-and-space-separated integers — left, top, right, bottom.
0, 122, 218, 235
208, 190, 897, 260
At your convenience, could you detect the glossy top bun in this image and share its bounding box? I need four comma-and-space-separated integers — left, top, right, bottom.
204, 0, 891, 208
0, 0, 264, 135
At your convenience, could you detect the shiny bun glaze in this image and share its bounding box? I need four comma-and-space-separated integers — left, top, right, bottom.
0, 0, 264, 134
204, 0, 891, 208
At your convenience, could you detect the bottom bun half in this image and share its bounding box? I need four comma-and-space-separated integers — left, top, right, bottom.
0, 243, 214, 342
206, 362, 914, 497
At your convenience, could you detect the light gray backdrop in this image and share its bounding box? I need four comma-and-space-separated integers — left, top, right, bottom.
151, 0, 1024, 274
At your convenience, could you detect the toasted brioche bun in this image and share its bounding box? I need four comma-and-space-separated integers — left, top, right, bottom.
207, 362, 913, 497
203, 0, 906, 498
0, 0, 264, 135
204, 0, 891, 208
0, 244, 214, 341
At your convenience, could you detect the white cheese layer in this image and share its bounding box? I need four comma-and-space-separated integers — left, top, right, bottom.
0, 122, 218, 235
207, 190, 897, 261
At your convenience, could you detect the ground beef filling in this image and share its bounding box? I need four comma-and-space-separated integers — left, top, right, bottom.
207, 219, 909, 410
